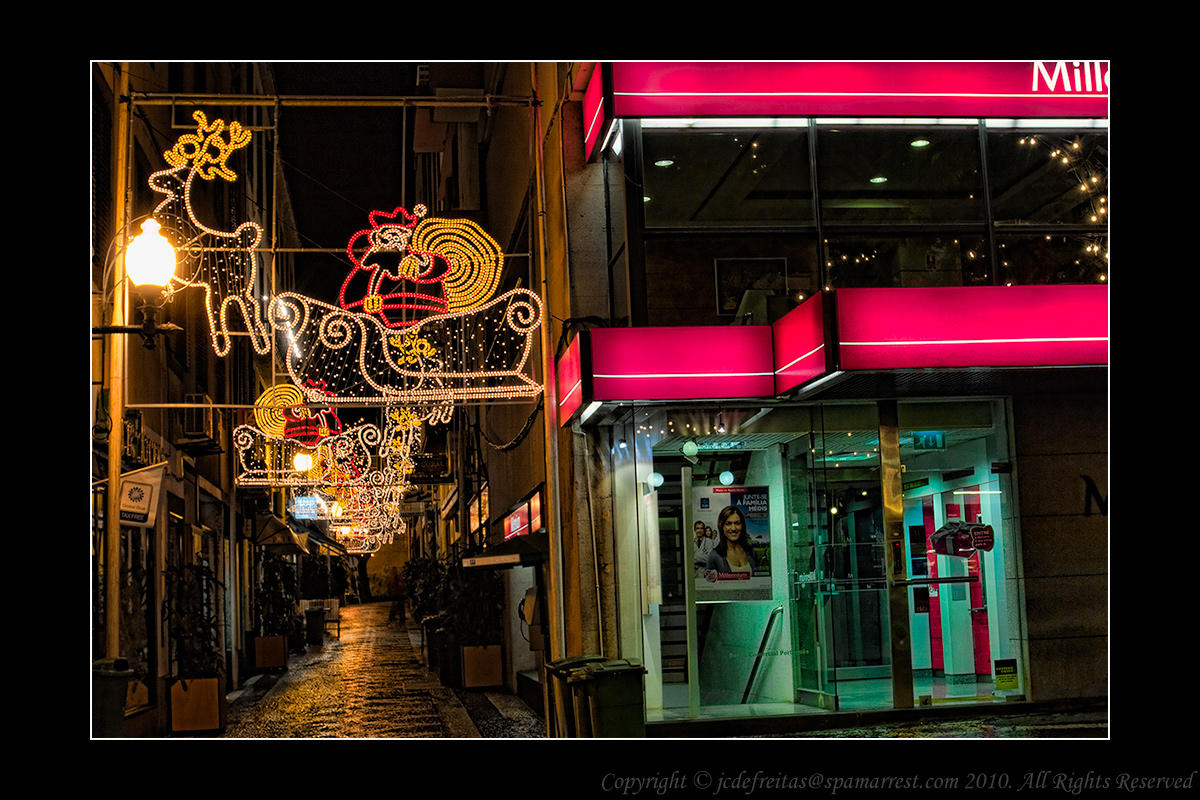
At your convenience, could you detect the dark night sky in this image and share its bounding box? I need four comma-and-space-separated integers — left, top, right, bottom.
268, 63, 419, 303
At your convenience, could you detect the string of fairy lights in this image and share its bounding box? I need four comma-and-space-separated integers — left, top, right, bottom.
145, 114, 546, 545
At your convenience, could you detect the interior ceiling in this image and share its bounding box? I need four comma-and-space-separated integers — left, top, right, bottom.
652, 427, 990, 462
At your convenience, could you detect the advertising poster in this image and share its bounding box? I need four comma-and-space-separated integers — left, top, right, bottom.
693, 485, 772, 600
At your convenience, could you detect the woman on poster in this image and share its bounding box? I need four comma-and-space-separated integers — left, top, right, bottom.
705, 505, 757, 577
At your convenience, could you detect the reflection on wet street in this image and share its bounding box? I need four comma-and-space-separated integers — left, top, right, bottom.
224, 601, 543, 738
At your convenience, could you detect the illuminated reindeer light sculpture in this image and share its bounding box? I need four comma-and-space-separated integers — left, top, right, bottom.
150, 111, 270, 357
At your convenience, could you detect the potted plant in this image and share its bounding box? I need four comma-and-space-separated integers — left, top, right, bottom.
254, 551, 299, 670
403, 555, 449, 668
448, 567, 505, 689
162, 558, 226, 734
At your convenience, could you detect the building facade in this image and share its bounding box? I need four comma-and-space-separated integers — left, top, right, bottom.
489, 62, 1109, 731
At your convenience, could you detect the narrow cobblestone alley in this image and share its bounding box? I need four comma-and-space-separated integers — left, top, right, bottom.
224, 601, 544, 738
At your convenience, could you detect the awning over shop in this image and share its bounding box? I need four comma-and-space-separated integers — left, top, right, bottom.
292, 518, 348, 557
254, 514, 309, 555
462, 529, 549, 569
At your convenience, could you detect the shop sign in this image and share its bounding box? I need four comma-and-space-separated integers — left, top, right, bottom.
589, 325, 775, 401
585, 62, 1108, 156
994, 658, 1019, 691
971, 524, 995, 552
911, 430, 946, 452
410, 452, 452, 484
503, 489, 543, 540
555, 334, 586, 426
835, 285, 1108, 370
693, 485, 772, 600
119, 464, 164, 527
567, 285, 1106, 408
772, 293, 827, 395
291, 494, 328, 520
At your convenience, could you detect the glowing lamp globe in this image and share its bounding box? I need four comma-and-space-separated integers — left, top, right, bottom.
293, 452, 313, 472
682, 440, 699, 457
648, 472, 665, 488
719, 471, 735, 486
125, 219, 177, 287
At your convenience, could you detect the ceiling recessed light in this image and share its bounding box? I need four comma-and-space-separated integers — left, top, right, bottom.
869, 176, 888, 184
910, 138, 931, 148
654, 159, 674, 167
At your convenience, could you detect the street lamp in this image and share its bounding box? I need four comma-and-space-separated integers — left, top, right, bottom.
125, 218, 176, 287
93, 218, 182, 349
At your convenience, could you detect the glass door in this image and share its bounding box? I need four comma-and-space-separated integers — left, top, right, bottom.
898, 400, 1025, 705
786, 408, 892, 711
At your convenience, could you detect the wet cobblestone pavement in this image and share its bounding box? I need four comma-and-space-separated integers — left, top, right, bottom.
224, 601, 544, 738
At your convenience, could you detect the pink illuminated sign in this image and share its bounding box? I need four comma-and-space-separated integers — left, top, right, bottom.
772, 294, 828, 395
610, 62, 1109, 119
561, 286, 1106, 411
555, 334, 585, 426
834, 285, 1109, 370
589, 326, 775, 401
582, 66, 608, 161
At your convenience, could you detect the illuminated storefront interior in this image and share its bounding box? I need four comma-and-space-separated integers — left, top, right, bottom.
607, 399, 1020, 719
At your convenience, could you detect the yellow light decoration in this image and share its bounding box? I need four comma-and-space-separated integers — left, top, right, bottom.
293, 452, 313, 472
408, 216, 503, 313
252, 383, 306, 437
148, 111, 270, 357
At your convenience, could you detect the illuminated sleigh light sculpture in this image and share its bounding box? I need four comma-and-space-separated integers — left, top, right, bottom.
268, 206, 544, 405
148, 111, 270, 357
233, 383, 379, 488
233, 421, 381, 488
271, 287, 543, 404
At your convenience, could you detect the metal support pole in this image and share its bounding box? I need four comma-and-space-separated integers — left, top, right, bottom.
879, 399, 914, 709
530, 63, 565, 662
104, 64, 132, 660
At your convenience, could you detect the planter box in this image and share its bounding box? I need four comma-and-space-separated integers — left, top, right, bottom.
254, 635, 288, 670
170, 676, 225, 734
461, 645, 504, 689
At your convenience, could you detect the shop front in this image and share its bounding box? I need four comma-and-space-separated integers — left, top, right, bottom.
556, 282, 1106, 723
552, 60, 1108, 726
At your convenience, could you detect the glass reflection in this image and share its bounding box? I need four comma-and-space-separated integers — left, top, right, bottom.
816, 126, 985, 223
997, 234, 1108, 285
987, 130, 1107, 225
642, 126, 813, 227
823, 235, 990, 288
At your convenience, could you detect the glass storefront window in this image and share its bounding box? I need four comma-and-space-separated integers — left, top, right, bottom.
644, 235, 820, 326
629, 119, 1109, 298
642, 124, 813, 228
897, 401, 1024, 703
987, 128, 1108, 226
822, 234, 991, 289
619, 399, 1023, 723
816, 125, 985, 224
996, 233, 1108, 285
